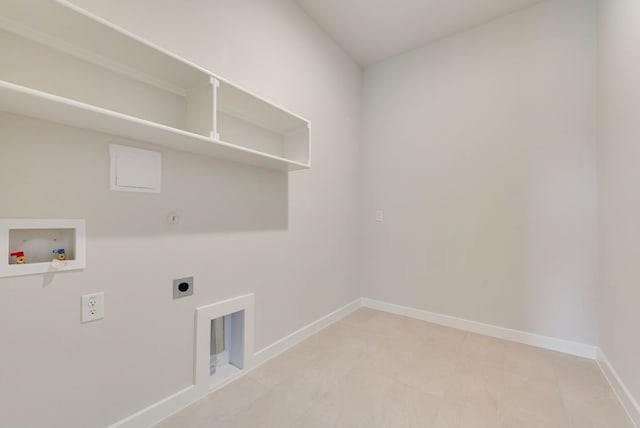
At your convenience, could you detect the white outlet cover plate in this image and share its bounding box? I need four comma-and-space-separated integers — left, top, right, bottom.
81, 292, 105, 323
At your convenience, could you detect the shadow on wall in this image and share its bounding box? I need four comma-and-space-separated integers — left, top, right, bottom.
0, 113, 290, 237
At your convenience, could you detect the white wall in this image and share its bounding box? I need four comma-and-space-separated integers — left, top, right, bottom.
361, 0, 598, 344
598, 0, 640, 405
0, 1, 362, 426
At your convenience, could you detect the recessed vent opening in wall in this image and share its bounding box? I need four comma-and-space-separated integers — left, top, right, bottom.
209, 311, 245, 386
195, 294, 255, 392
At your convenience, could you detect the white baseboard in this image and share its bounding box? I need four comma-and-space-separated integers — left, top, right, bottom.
253, 298, 362, 366
109, 386, 200, 428
597, 348, 640, 428
362, 298, 597, 359
109, 298, 362, 428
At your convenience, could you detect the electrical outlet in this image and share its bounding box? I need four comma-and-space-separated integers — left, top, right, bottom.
173, 277, 193, 299
376, 210, 384, 222
81, 292, 104, 323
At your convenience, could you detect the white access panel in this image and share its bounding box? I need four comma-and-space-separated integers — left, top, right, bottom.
109, 144, 161, 193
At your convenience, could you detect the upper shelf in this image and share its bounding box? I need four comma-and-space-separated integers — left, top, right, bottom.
0, 0, 209, 95
217, 82, 308, 135
0, 0, 311, 171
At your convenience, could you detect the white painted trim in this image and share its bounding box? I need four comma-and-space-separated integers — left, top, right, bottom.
362, 298, 597, 359
108, 386, 199, 428
253, 298, 362, 366
597, 348, 640, 428
108, 297, 361, 427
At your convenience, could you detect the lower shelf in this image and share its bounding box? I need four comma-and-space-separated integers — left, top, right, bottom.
0, 81, 310, 171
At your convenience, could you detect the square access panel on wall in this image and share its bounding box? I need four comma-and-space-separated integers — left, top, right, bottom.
110, 144, 161, 193
0, 218, 86, 277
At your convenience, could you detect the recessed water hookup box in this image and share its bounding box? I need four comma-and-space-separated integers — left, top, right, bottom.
0, 219, 86, 278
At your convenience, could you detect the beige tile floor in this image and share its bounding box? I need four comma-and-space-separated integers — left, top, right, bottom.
155, 309, 633, 428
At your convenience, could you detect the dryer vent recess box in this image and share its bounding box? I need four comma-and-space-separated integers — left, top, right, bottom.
110, 144, 161, 193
